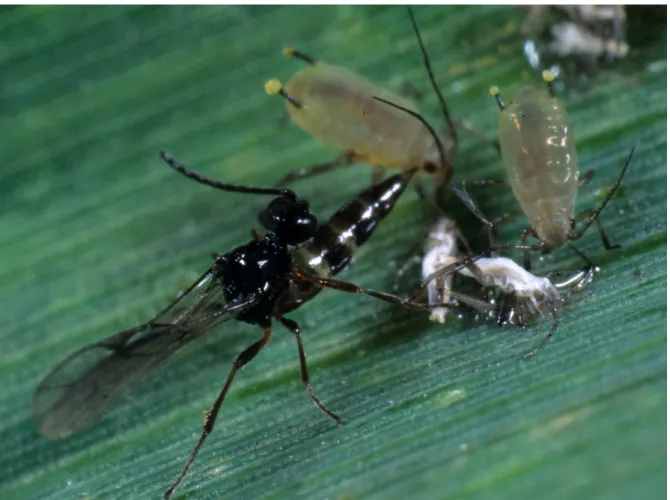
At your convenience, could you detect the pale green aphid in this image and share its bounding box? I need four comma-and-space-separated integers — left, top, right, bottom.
493, 70, 579, 249
265, 44, 455, 186
486, 69, 634, 266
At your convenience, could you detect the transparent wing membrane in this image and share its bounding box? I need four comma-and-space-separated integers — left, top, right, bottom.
32, 268, 257, 438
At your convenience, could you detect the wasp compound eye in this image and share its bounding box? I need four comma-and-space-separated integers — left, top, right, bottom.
259, 197, 318, 245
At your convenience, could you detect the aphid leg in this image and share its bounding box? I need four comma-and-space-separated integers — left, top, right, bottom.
283, 46, 316, 65
459, 178, 507, 188
572, 208, 620, 250
496, 294, 513, 326
521, 307, 559, 359
291, 271, 429, 312
159, 151, 297, 199
250, 228, 263, 241
488, 209, 523, 229
276, 315, 341, 424
570, 146, 634, 246
521, 228, 533, 270
450, 183, 499, 252
273, 152, 356, 187
567, 243, 596, 268
164, 327, 273, 500
578, 169, 595, 188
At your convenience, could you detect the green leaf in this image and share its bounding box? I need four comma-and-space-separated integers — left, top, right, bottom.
1, 6, 665, 500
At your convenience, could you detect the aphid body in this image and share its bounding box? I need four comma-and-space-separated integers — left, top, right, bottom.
421, 217, 460, 323
265, 8, 459, 188
495, 70, 578, 249
457, 256, 563, 322
273, 57, 452, 180
462, 70, 636, 269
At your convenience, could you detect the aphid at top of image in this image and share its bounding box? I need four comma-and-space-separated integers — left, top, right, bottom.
264, 7, 458, 190
452, 69, 634, 269
32, 151, 434, 500
522, 5, 629, 79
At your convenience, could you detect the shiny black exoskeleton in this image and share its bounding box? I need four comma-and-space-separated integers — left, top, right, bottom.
218, 196, 318, 328
32, 150, 425, 500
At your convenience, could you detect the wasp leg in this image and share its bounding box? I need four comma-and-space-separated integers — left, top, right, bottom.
164, 326, 273, 500
276, 315, 341, 424
291, 271, 427, 312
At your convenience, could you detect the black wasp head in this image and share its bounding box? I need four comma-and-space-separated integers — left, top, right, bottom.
258, 195, 318, 246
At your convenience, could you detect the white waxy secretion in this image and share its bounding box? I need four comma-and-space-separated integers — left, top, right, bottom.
457, 256, 563, 319
422, 217, 460, 323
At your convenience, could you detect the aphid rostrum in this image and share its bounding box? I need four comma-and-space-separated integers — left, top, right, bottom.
264, 7, 458, 190
452, 70, 635, 269
32, 152, 434, 499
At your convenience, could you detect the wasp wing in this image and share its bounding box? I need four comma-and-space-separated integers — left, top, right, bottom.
32, 268, 257, 439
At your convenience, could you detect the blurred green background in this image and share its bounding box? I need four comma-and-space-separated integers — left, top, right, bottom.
0, 6, 666, 500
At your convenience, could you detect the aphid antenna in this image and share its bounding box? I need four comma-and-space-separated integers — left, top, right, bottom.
570, 146, 635, 241
265, 78, 303, 110
283, 46, 317, 65
159, 151, 298, 200
372, 96, 450, 170
407, 7, 457, 141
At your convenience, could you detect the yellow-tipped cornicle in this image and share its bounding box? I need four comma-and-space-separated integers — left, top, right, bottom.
542, 69, 556, 97
265, 79, 303, 109
542, 69, 555, 83
283, 46, 295, 58
265, 79, 282, 96
490, 86, 505, 111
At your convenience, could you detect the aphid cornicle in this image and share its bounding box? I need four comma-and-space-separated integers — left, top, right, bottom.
264, 7, 458, 190
32, 151, 435, 500
452, 69, 634, 269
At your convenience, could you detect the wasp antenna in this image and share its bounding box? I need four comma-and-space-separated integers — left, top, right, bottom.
283, 46, 316, 65
407, 7, 456, 141
489, 86, 505, 111
542, 69, 556, 98
265, 78, 303, 110
159, 151, 297, 199
373, 96, 449, 170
